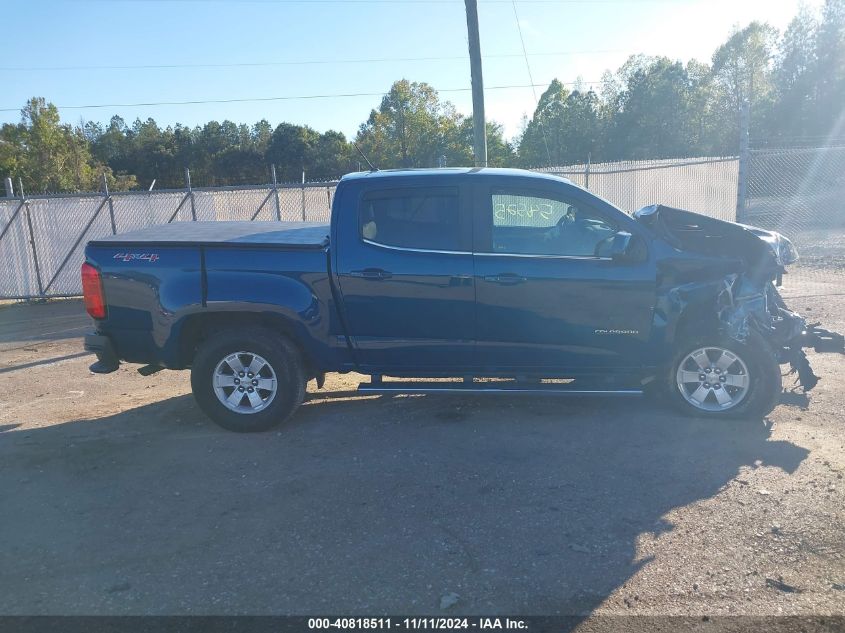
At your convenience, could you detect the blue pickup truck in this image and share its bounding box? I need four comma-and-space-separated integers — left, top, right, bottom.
82, 168, 843, 432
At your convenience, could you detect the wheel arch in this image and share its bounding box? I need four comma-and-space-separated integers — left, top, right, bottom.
177, 311, 316, 379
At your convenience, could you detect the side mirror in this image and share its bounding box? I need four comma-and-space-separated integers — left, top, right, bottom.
608, 231, 646, 263
608, 231, 632, 261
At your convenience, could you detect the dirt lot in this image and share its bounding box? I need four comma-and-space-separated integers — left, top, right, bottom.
1, 267, 844, 620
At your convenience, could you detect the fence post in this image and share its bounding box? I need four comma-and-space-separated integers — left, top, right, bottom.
102, 173, 117, 234
584, 152, 591, 190
271, 164, 281, 221
736, 98, 750, 223
185, 168, 197, 221
19, 178, 44, 299
4, 177, 13, 198
326, 186, 332, 213
301, 170, 306, 221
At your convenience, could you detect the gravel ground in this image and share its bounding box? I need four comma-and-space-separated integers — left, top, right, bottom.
0, 268, 843, 620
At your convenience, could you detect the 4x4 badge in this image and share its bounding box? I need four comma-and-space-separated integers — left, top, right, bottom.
113, 253, 159, 263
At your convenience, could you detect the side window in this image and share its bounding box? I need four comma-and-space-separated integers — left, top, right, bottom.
490, 191, 617, 257
360, 189, 461, 251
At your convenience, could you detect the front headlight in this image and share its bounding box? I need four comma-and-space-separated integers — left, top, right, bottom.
740, 224, 800, 267
771, 233, 799, 266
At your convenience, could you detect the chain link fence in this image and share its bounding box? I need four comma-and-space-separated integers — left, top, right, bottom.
537, 156, 739, 220
1, 150, 841, 300
745, 146, 845, 289
0, 181, 337, 299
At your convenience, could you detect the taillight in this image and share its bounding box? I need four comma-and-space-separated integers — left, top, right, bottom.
81, 262, 106, 319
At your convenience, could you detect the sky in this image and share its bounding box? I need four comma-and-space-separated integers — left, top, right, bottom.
0, 0, 825, 141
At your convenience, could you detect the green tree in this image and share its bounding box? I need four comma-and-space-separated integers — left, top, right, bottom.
355, 80, 462, 168
253, 119, 273, 155
0, 121, 26, 186
310, 130, 354, 179
518, 79, 602, 166
444, 119, 514, 167
767, 7, 819, 143
683, 59, 723, 154
623, 58, 694, 158
265, 122, 319, 182
711, 22, 778, 144
0, 97, 134, 193
813, 0, 845, 137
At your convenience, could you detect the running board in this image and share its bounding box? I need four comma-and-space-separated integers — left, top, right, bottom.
357, 381, 643, 396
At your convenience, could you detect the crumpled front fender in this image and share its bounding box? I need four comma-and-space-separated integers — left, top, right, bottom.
716, 275, 842, 391
662, 271, 843, 391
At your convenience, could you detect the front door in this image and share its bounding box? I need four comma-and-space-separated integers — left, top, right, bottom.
472, 184, 656, 373
335, 185, 475, 372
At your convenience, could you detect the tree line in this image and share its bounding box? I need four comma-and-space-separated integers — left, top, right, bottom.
1, 0, 842, 193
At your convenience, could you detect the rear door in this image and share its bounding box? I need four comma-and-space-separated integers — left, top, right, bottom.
334, 183, 475, 372
472, 182, 656, 373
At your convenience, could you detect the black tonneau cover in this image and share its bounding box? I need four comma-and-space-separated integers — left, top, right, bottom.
90, 221, 330, 249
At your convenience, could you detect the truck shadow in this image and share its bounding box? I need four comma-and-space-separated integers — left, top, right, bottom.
0, 391, 808, 622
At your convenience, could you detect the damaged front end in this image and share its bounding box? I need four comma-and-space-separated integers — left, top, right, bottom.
636, 205, 844, 391
717, 273, 843, 391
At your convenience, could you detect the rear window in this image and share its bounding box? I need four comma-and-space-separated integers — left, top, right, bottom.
359, 188, 461, 252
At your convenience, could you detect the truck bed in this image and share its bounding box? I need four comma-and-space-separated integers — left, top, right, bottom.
89, 221, 330, 249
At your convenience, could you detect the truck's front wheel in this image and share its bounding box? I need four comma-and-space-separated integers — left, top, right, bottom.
191, 328, 306, 432
666, 331, 782, 419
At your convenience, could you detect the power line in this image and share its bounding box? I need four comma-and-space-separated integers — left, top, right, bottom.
512, 0, 552, 166
0, 81, 601, 113
0, 49, 625, 72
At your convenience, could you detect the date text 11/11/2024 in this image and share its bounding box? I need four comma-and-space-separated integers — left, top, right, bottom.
307, 617, 528, 630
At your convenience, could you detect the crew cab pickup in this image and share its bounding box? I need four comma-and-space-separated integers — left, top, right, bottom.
82, 168, 843, 432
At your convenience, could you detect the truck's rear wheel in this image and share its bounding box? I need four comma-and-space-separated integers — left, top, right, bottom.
191, 328, 306, 432
665, 331, 781, 419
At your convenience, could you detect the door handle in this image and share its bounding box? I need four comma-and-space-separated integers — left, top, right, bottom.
350, 268, 392, 280
483, 273, 527, 285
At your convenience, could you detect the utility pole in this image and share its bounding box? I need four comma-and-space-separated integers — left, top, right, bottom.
464, 0, 487, 167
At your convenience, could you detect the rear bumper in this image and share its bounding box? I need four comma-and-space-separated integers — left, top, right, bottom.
84, 333, 120, 374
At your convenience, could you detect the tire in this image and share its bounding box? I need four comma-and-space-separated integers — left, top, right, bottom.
663, 331, 781, 419
190, 327, 306, 432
